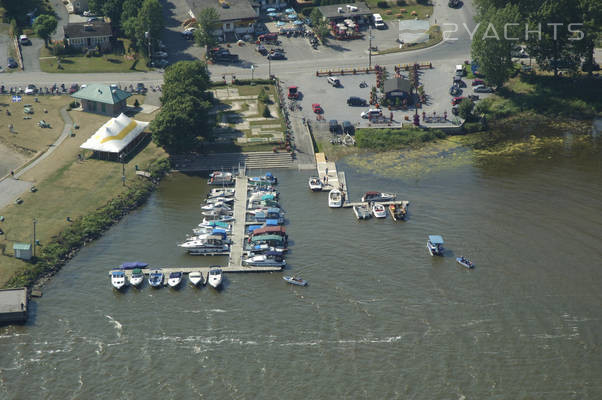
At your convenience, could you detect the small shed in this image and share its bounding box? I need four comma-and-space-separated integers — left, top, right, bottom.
71, 84, 131, 116
13, 243, 32, 261
383, 77, 412, 101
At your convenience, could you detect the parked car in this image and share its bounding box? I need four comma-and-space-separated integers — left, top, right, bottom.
451, 106, 459, 115
152, 51, 168, 59
24, 84, 36, 95
267, 51, 286, 60
347, 96, 367, 106
361, 109, 382, 119
256, 45, 268, 55
472, 78, 485, 86
211, 48, 239, 62
474, 85, 493, 93
312, 103, 323, 114
19, 35, 30, 45
82, 10, 95, 17
327, 77, 341, 87
449, 86, 462, 96
136, 83, 146, 93
182, 27, 195, 39
329, 119, 340, 133
259, 33, 279, 44
68, 83, 79, 94
87, 17, 98, 22
342, 120, 354, 134
453, 75, 466, 87
448, 0, 461, 8
451, 96, 466, 106
7, 57, 18, 68
455, 64, 465, 76
150, 59, 169, 68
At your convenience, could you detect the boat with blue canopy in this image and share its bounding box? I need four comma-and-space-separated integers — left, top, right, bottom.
427, 235, 444, 256
120, 261, 148, 270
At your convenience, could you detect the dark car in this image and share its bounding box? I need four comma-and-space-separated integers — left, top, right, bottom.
347, 96, 367, 106
136, 83, 147, 93
329, 119, 340, 133
448, 0, 461, 8
453, 75, 466, 88
68, 83, 79, 94
342, 120, 354, 134
210, 47, 239, 63
472, 78, 485, 86
267, 51, 286, 60
7, 57, 18, 68
449, 86, 462, 96
256, 45, 268, 56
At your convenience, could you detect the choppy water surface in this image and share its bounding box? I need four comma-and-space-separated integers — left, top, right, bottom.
1, 150, 602, 399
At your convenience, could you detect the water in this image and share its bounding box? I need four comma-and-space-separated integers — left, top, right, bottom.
1, 153, 602, 399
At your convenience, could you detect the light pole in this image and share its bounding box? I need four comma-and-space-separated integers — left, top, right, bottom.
368, 25, 372, 68
268, 56, 271, 78
32, 218, 37, 258
251, 64, 255, 80
120, 154, 125, 186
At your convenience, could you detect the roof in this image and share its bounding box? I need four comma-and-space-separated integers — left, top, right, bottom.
187, 0, 257, 22
64, 21, 112, 39
383, 77, 411, 94
318, 2, 372, 19
251, 234, 285, 242
428, 235, 444, 244
71, 84, 131, 105
13, 243, 31, 251
80, 113, 149, 154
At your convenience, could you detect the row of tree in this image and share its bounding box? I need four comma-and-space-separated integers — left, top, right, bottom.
88, 0, 163, 55
150, 61, 213, 153
471, 0, 602, 87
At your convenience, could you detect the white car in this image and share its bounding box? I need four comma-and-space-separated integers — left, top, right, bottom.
361, 109, 382, 119
24, 84, 36, 95
473, 85, 493, 93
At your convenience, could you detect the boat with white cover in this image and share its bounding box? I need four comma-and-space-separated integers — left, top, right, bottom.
328, 189, 343, 208
167, 271, 182, 288
110, 270, 126, 290
208, 267, 223, 288
361, 191, 397, 203
208, 188, 235, 198
189, 271, 203, 286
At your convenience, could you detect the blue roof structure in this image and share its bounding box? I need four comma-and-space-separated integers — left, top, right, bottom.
265, 219, 279, 226
428, 235, 444, 244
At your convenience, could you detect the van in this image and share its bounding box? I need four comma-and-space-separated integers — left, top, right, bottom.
455, 64, 465, 76
327, 77, 341, 87
19, 34, 30, 45
373, 14, 385, 29
361, 108, 382, 119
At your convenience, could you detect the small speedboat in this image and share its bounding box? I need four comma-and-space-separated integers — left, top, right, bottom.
110, 270, 126, 290
189, 271, 203, 286
243, 254, 286, 267
202, 215, 234, 223
205, 196, 234, 205
328, 189, 343, 208
208, 188, 235, 198
202, 208, 232, 217
371, 203, 387, 218
167, 272, 182, 288
129, 268, 144, 287
308, 176, 323, 191
361, 191, 397, 203
427, 235, 444, 256
389, 203, 407, 221
353, 204, 372, 219
283, 276, 308, 286
149, 270, 164, 288
456, 257, 474, 269
201, 202, 232, 211
208, 267, 223, 289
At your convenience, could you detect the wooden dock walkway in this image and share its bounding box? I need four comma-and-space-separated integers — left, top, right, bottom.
315, 153, 349, 198
343, 200, 410, 208
228, 172, 249, 268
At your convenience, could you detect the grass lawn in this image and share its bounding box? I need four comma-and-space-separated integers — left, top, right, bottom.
0, 104, 165, 286
39, 47, 151, 73
366, 0, 433, 21
0, 95, 72, 157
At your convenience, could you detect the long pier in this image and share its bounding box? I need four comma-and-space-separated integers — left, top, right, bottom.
228, 171, 249, 268
315, 153, 349, 200
123, 266, 283, 286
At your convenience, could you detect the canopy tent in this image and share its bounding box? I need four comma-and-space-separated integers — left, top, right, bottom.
80, 113, 149, 161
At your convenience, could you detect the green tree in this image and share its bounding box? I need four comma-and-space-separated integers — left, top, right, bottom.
161, 60, 211, 103
573, 0, 602, 75
309, 8, 322, 27
121, 0, 143, 21
33, 14, 58, 47
313, 19, 330, 43
458, 98, 475, 120
194, 7, 220, 54
0, 0, 37, 25
470, 4, 520, 88
135, 0, 163, 55
102, 0, 126, 28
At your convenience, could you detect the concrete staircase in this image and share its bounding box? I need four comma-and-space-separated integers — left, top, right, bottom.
173, 152, 295, 172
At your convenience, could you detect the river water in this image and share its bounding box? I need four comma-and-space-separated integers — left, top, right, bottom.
1, 150, 602, 399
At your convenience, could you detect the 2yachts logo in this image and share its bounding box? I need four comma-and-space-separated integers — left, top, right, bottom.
441, 23, 584, 41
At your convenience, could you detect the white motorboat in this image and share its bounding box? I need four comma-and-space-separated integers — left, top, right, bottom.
456, 257, 474, 269
208, 267, 223, 288
202, 215, 234, 223
283, 276, 308, 286
353, 204, 372, 219
427, 235, 444, 256
186, 234, 231, 244
248, 191, 279, 202
308, 176, 323, 191
167, 272, 182, 288
205, 196, 234, 204
189, 271, 203, 286
129, 268, 144, 287
361, 191, 397, 203
193, 226, 231, 235
372, 203, 387, 218
188, 245, 230, 255
208, 188, 235, 198
328, 189, 343, 208
148, 270, 164, 288
243, 254, 286, 267
110, 270, 126, 290
202, 208, 232, 217
208, 171, 234, 185
201, 202, 232, 212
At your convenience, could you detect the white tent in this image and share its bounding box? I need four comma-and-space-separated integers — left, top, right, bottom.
80, 113, 149, 156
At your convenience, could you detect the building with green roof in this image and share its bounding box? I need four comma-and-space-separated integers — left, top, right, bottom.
71, 84, 132, 116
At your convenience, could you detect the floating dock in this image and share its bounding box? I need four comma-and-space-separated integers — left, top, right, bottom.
315, 153, 349, 199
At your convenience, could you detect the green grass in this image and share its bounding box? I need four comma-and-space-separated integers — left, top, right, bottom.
39, 47, 151, 73
355, 127, 446, 150
377, 25, 442, 54
366, 0, 433, 21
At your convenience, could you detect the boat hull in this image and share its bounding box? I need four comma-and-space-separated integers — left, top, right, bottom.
456, 258, 474, 269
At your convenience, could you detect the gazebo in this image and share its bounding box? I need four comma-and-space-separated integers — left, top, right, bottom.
80, 113, 149, 161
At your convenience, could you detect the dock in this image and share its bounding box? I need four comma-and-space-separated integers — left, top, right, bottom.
343, 200, 410, 208
315, 153, 349, 200
123, 266, 283, 285
0, 288, 28, 324
228, 170, 249, 267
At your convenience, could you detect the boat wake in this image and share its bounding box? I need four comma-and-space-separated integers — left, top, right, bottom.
105, 315, 123, 338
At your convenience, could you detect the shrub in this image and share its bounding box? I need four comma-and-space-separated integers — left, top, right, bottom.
69, 101, 80, 108
262, 105, 272, 118
458, 98, 474, 120
463, 122, 483, 133
377, 1, 389, 8
134, 99, 140, 107
396, 0, 406, 5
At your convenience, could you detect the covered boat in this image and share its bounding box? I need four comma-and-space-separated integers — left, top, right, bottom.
427, 235, 444, 256
129, 268, 144, 287
249, 234, 286, 246
120, 261, 148, 270
243, 254, 286, 267
249, 225, 286, 239
361, 191, 397, 203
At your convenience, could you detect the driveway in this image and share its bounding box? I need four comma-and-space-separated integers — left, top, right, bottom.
20, 38, 43, 72
159, 0, 205, 66
48, 0, 70, 40
0, 24, 9, 71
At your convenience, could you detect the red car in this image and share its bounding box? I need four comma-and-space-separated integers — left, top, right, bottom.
451, 96, 466, 106
287, 86, 299, 99
472, 78, 485, 86
312, 103, 323, 114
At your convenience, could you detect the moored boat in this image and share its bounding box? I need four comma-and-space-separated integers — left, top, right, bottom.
389, 203, 407, 221
189, 271, 203, 286
167, 272, 182, 288
456, 257, 474, 269
353, 204, 372, 219
308, 176, 323, 191
361, 191, 397, 203
129, 268, 144, 287
208, 171, 234, 186
208, 188, 235, 198
427, 235, 444, 256
243, 254, 286, 267
283, 276, 308, 286
148, 270, 164, 288
208, 267, 223, 289
371, 203, 387, 218
110, 270, 126, 290
328, 189, 343, 208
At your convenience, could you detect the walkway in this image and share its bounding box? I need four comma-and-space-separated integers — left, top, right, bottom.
228, 172, 248, 268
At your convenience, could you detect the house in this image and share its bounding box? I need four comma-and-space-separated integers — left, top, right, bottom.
64, 21, 112, 51
318, 2, 372, 24
71, 84, 131, 116
187, 0, 258, 38
383, 77, 412, 102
